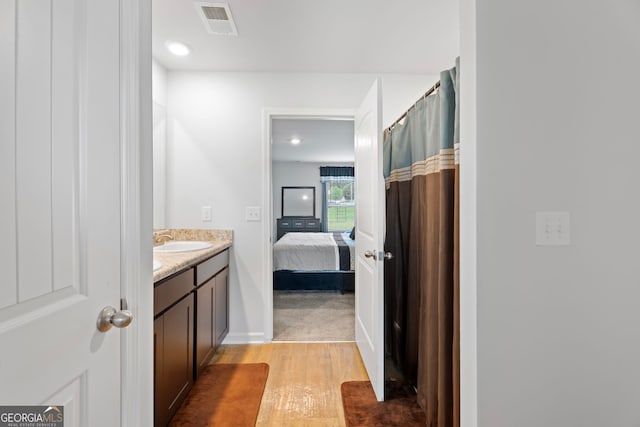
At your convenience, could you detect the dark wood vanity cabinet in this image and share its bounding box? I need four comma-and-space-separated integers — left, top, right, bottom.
195, 277, 215, 377
153, 250, 229, 427
154, 249, 230, 426
214, 267, 229, 346
194, 251, 230, 378
154, 270, 194, 427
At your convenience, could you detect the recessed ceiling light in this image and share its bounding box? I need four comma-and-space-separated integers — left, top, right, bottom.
290, 138, 301, 145
165, 41, 190, 56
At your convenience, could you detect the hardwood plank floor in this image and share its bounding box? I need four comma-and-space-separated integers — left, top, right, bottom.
211, 342, 369, 426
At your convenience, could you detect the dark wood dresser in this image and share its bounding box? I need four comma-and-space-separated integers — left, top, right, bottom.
277, 217, 322, 240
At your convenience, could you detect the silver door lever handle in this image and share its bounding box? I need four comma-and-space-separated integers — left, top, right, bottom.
97, 306, 133, 332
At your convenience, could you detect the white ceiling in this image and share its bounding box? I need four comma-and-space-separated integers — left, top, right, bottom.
271, 119, 354, 163
152, 0, 459, 73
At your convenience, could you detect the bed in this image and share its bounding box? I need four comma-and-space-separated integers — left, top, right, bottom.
273, 231, 355, 292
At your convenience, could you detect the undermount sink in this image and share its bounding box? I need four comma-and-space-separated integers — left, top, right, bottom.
153, 241, 213, 253
153, 260, 162, 271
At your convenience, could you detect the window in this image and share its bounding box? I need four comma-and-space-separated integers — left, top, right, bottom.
320, 166, 355, 232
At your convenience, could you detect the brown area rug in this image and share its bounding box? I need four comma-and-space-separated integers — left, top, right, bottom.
170, 363, 269, 427
341, 381, 426, 426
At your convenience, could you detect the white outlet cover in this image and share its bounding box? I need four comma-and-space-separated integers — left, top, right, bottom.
536, 211, 570, 246
246, 206, 261, 222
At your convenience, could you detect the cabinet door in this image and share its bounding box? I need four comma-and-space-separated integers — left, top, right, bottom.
195, 278, 215, 378
158, 294, 194, 426
154, 317, 166, 427
215, 267, 229, 346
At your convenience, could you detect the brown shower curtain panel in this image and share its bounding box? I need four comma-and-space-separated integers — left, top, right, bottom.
383, 59, 459, 427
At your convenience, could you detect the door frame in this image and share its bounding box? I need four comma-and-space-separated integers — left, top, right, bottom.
261, 108, 355, 341
120, 0, 154, 425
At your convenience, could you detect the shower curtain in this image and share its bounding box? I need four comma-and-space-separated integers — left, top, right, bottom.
383, 59, 459, 426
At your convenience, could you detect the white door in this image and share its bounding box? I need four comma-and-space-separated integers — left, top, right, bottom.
354, 79, 385, 401
0, 0, 127, 425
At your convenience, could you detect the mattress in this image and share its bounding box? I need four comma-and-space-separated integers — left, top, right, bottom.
273, 232, 355, 271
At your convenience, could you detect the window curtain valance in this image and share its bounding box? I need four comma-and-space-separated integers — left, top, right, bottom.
319, 166, 354, 183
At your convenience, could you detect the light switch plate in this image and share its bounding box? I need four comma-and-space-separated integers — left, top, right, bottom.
536, 211, 570, 246
201, 206, 212, 222
246, 206, 261, 222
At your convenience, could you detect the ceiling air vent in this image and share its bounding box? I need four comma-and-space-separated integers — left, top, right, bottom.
202, 6, 228, 21
195, 2, 238, 36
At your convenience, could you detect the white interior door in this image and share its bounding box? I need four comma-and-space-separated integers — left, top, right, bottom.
354, 79, 385, 401
0, 0, 126, 424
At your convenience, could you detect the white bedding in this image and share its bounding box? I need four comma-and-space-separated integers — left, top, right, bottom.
273, 232, 354, 271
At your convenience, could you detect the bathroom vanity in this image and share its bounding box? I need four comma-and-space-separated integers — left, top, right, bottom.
152, 230, 232, 427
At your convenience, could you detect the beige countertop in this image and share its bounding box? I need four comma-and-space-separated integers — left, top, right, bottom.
152, 229, 232, 283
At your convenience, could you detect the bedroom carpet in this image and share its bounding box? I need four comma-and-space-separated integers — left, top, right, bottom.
273, 291, 355, 341
341, 380, 426, 427
169, 363, 269, 427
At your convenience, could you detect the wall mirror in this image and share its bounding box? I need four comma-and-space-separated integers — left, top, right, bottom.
282, 187, 315, 217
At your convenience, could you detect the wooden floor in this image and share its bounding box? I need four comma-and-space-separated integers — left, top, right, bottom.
211, 342, 369, 426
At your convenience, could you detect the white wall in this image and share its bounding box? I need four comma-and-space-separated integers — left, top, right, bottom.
465, 1, 640, 425
152, 59, 168, 228
459, 0, 477, 424
165, 71, 439, 341
152, 59, 167, 106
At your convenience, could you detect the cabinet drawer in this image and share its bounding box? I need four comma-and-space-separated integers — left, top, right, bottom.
305, 219, 319, 228
279, 220, 291, 228
196, 249, 229, 286
292, 219, 305, 227
154, 269, 194, 317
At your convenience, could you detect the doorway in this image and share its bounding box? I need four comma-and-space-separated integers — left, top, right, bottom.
269, 116, 356, 342
261, 81, 386, 401
261, 109, 356, 342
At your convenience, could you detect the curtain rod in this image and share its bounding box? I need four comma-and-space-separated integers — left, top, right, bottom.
386, 80, 441, 133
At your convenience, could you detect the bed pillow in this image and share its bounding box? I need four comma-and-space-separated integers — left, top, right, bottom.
349, 227, 355, 240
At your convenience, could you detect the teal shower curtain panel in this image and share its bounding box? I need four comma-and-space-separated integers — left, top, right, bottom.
383, 58, 460, 427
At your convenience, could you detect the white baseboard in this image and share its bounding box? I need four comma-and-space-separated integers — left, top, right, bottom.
222, 332, 267, 344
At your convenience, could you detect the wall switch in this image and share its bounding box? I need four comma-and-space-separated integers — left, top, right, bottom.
246, 206, 261, 222
201, 206, 212, 222
536, 212, 570, 246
